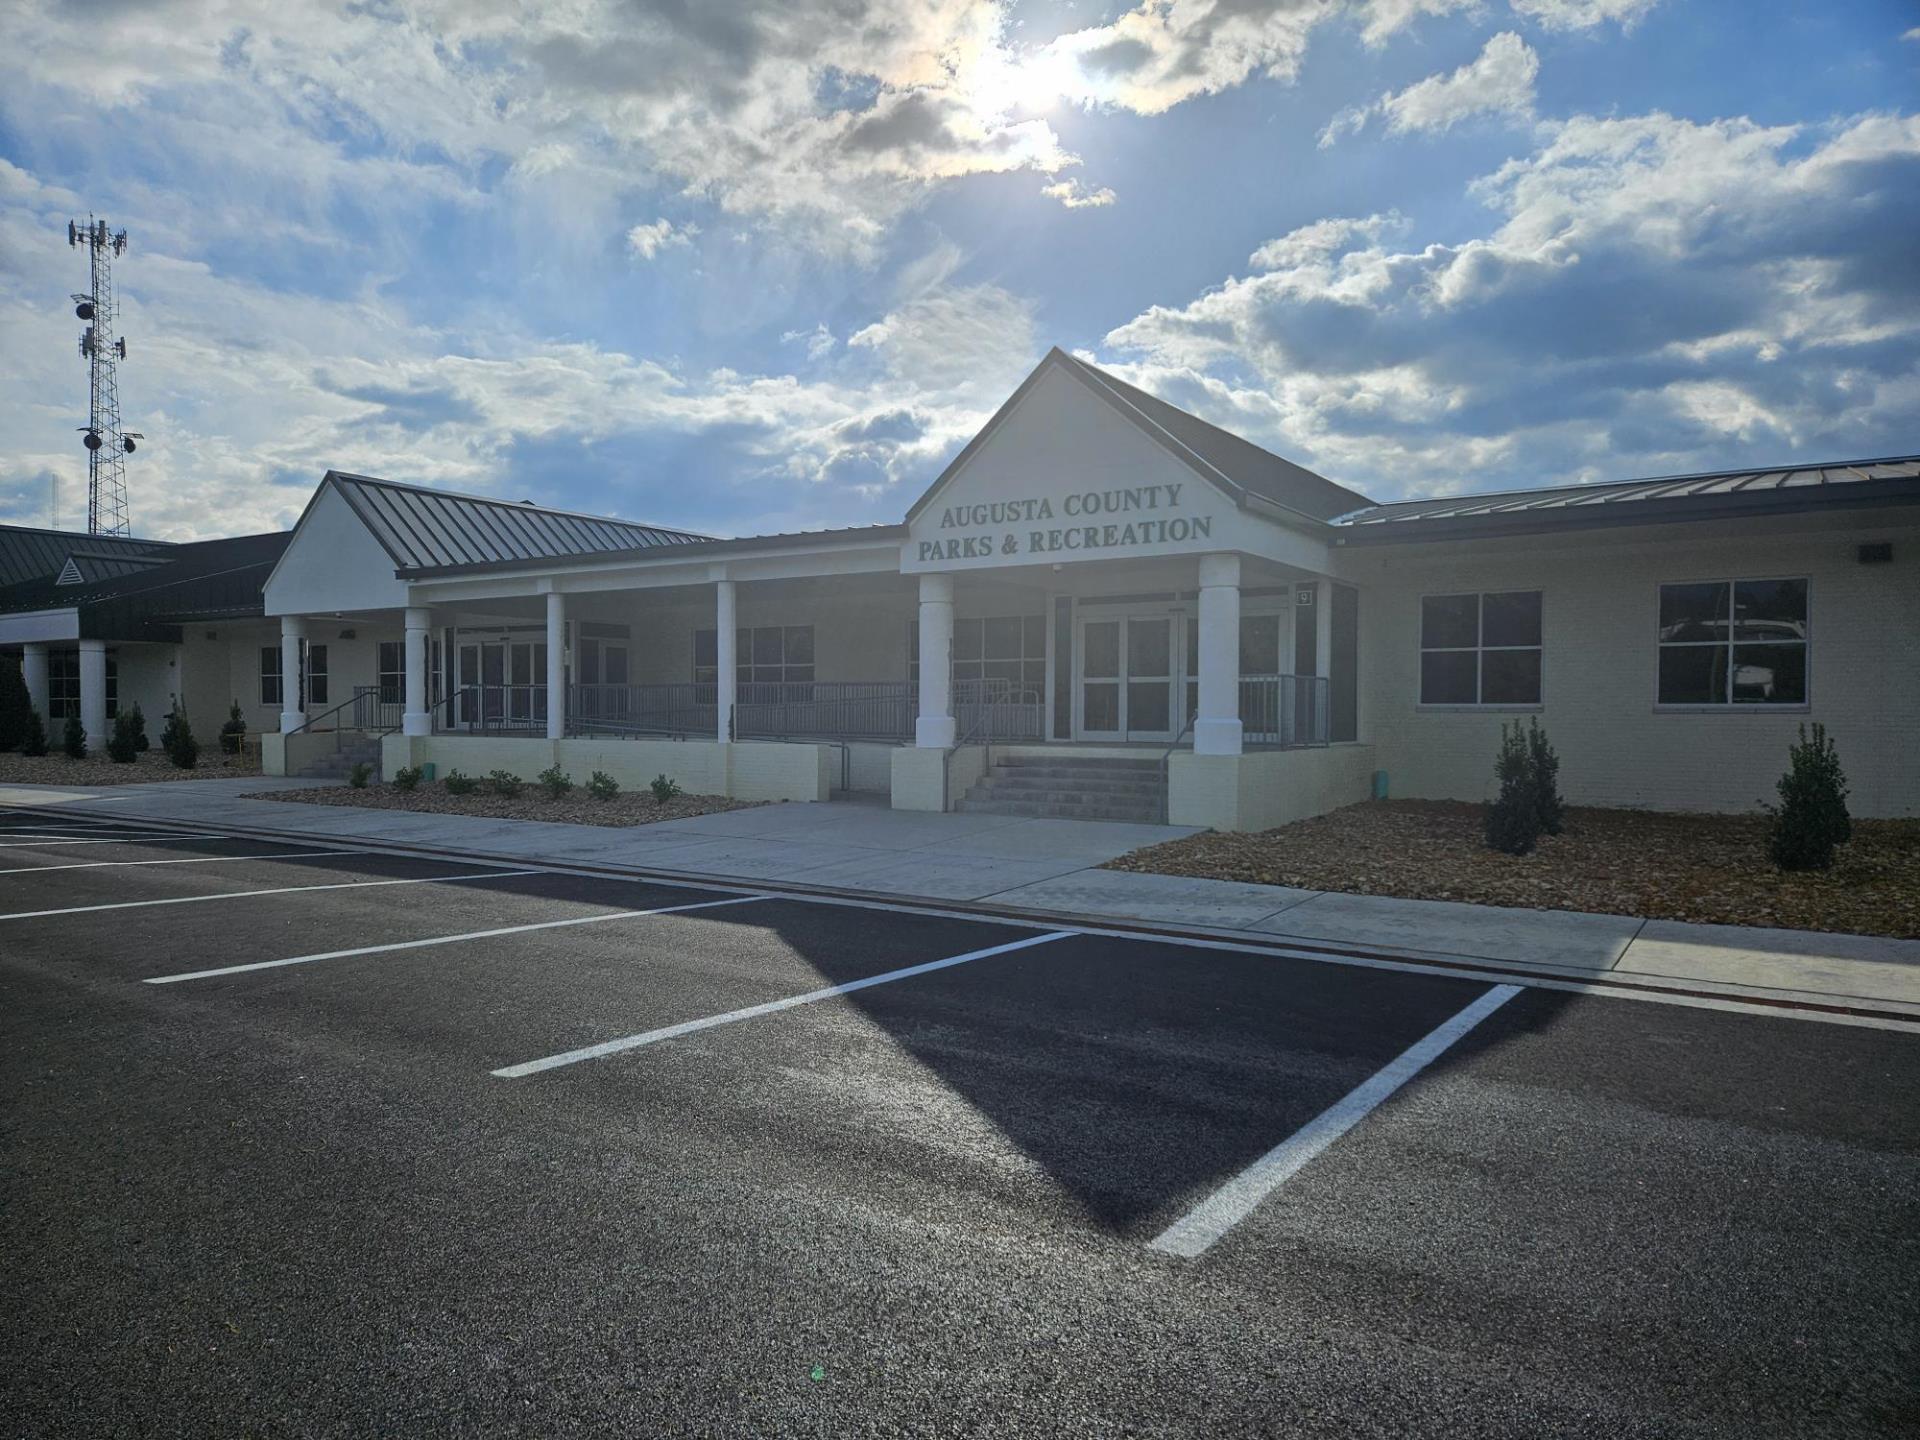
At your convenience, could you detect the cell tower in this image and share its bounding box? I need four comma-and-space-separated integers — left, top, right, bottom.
66, 216, 143, 537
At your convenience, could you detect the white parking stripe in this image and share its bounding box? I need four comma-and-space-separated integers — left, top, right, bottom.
1148, 983, 1523, 1259
0, 869, 543, 922
143, 894, 769, 985
0, 849, 363, 877
0, 834, 214, 848
492, 929, 1074, 1080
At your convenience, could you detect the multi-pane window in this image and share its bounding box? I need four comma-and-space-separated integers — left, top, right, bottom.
1183, 612, 1285, 722
693, 626, 815, 686
1420, 591, 1543, 705
906, 615, 1046, 698
1657, 578, 1808, 705
260, 646, 283, 707
306, 643, 328, 707
577, 638, 629, 688
378, 641, 404, 705
48, 650, 117, 721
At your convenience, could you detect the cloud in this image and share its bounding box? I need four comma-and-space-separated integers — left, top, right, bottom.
1507, 0, 1661, 30
1043, 0, 1331, 116
782, 324, 840, 360
1103, 109, 1920, 497
1321, 32, 1537, 146
626, 218, 696, 260
1042, 178, 1118, 208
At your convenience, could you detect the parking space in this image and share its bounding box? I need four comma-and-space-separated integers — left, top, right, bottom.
4, 806, 1917, 1437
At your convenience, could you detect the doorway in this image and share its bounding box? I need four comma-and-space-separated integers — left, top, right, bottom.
455, 637, 546, 729
1077, 614, 1177, 741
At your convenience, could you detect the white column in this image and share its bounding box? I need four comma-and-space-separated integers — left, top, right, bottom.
279, 615, 307, 734
714, 578, 736, 743
78, 639, 108, 753
402, 606, 431, 736
21, 642, 48, 723
1313, 580, 1333, 744
545, 590, 566, 741
1193, 553, 1243, 756
915, 572, 956, 748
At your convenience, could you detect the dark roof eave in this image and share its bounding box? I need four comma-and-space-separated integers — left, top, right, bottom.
1334, 481, 1920, 545
395, 524, 911, 581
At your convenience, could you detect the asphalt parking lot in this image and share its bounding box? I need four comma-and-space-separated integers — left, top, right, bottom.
3, 807, 1917, 1437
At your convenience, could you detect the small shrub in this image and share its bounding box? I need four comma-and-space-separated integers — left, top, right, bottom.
443, 769, 479, 796
219, 700, 248, 756
1484, 721, 1540, 856
537, 764, 574, 799
649, 773, 681, 804
129, 701, 150, 752
62, 714, 87, 760
19, 710, 48, 757
486, 768, 523, 797
348, 761, 373, 789
1525, 718, 1564, 837
1768, 723, 1852, 872
392, 764, 424, 792
160, 704, 199, 769
0, 659, 31, 751
587, 770, 620, 801
106, 710, 140, 763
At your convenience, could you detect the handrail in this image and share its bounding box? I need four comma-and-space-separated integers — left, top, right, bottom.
283, 693, 371, 751
942, 685, 1043, 811
1158, 709, 1196, 826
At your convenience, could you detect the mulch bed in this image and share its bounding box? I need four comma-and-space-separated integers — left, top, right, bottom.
0, 749, 262, 786
1105, 800, 1920, 939
244, 782, 761, 828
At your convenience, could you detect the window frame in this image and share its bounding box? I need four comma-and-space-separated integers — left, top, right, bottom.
692, 625, 815, 687
260, 645, 283, 707
1653, 575, 1811, 711
1416, 589, 1545, 710
377, 641, 404, 706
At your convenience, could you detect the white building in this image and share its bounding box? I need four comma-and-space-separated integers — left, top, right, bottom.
5, 348, 1917, 826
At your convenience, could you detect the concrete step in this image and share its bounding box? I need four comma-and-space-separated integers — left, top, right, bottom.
955, 797, 1164, 823
977, 775, 1164, 798
993, 754, 1161, 773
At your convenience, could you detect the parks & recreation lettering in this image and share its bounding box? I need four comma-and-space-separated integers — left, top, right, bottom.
917, 483, 1211, 562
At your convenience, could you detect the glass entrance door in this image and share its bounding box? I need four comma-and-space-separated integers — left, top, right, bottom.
1078, 614, 1176, 741
456, 638, 545, 729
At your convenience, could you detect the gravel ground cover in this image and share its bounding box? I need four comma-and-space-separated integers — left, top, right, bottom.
245, 781, 760, 828
1107, 799, 1920, 939
0, 749, 261, 786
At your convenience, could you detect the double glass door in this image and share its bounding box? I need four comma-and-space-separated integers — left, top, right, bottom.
1079, 615, 1177, 741
456, 637, 547, 728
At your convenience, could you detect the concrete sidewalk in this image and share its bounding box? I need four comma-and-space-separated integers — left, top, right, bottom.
5, 777, 1917, 1022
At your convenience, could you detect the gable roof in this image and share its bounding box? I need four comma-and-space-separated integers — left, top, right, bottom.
323, 471, 711, 573
0, 524, 170, 588
56, 550, 173, 586
1332, 455, 1920, 543
906, 348, 1375, 530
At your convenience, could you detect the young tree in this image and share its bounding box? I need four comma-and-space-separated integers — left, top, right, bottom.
160, 703, 199, 769
220, 700, 248, 755
62, 714, 87, 760
107, 710, 140, 763
1485, 721, 1540, 856
1768, 723, 1852, 871
1526, 719, 1564, 837
19, 709, 48, 757
129, 700, 150, 752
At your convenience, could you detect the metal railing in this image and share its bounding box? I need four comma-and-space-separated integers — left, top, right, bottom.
1240, 673, 1329, 748
943, 682, 1045, 810
442, 683, 547, 733
569, 682, 716, 738
738, 681, 914, 742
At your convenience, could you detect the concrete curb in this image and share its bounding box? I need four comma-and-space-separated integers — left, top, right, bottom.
12, 800, 1919, 1031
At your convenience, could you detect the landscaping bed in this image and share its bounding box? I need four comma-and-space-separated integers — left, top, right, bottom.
0, 750, 261, 786
1106, 800, 1920, 939
245, 782, 761, 828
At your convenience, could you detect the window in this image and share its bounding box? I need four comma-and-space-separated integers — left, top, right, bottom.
378, 641, 404, 705
47, 650, 116, 721
306, 643, 328, 707
579, 637, 629, 688
1657, 578, 1807, 705
693, 626, 814, 686
260, 646, 282, 707
1420, 591, 1542, 705
1184, 611, 1286, 723
906, 615, 1046, 698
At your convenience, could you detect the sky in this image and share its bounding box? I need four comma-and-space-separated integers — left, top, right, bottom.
0, 0, 1915, 542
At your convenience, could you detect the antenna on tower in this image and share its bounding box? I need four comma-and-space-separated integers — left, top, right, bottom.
66, 213, 140, 536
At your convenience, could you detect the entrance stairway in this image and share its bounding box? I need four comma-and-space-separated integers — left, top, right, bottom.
296, 734, 383, 781
956, 753, 1165, 825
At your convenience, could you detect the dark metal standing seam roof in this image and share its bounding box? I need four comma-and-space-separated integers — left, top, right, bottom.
0, 531, 292, 639
1331, 456, 1920, 541
326, 472, 710, 571
0, 526, 171, 588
